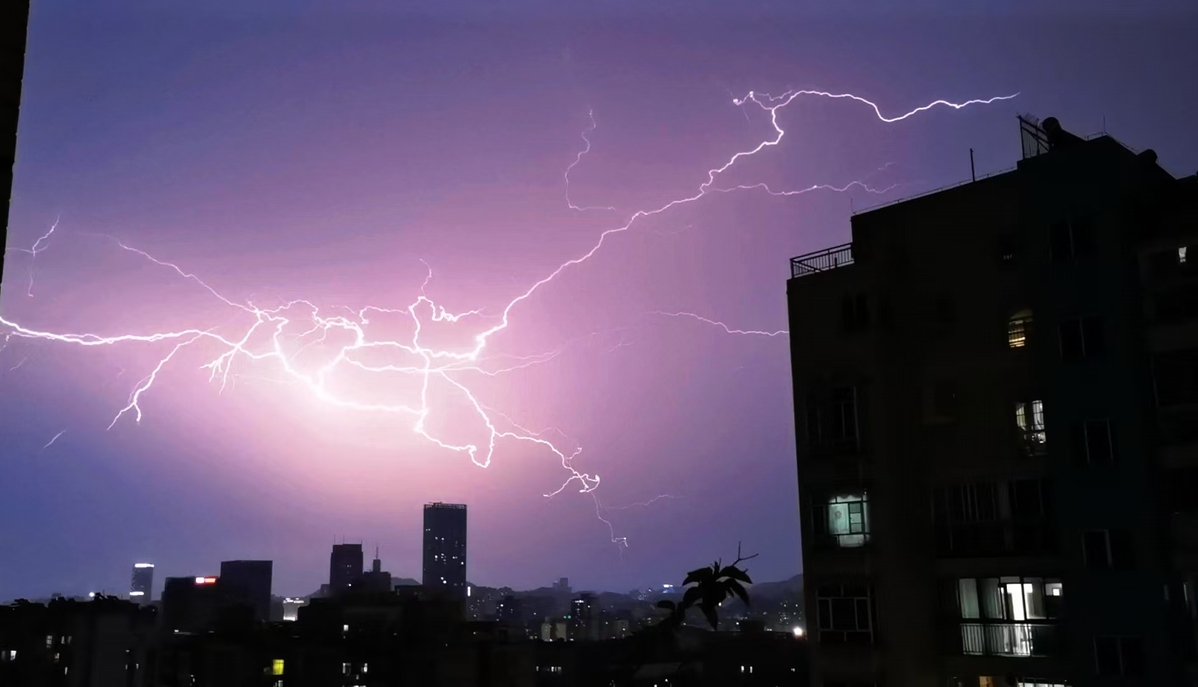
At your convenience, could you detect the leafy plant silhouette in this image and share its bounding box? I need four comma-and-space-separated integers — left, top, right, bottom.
656, 543, 757, 630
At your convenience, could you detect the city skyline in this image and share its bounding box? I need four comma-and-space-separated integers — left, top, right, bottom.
2, 1, 1198, 600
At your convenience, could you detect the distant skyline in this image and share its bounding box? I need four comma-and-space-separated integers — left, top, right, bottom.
1, 1, 1197, 599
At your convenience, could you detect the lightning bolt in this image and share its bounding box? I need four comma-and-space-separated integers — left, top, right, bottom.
0, 87, 1015, 550
564, 109, 618, 213
650, 311, 789, 337
7, 216, 60, 297
41, 430, 67, 452
599, 494, 683, 511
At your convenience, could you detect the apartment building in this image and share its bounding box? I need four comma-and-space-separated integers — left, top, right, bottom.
787, 115, 1197, 687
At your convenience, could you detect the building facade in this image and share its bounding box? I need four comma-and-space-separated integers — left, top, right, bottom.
161, 575, 220, 634
787, 116, 1197, 687
423, 502, 468, 594
329, 543, 364, 594
218, 560, 273, 623
130, 562, 154, 601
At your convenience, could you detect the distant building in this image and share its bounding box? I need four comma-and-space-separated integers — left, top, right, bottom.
161, 575, 220, 633
570, 593, 597, 641
422, 503, 467, 594
496, 595, 523, 625
787, 115, 1197, 686
329, 543, 364, 593
129, 563, 153, 601
218, 560, 273, 622
281, 597, 307, 622
0, 597, 156, 686
358, 548, 393, 593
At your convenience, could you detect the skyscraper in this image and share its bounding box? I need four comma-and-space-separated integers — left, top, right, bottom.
218, 560, 273, 622
329, 543, 364, 593
129, 563, 153, 601
787, 115, 1196, 686
161, 575, 220, 633
422, 502, 467, 594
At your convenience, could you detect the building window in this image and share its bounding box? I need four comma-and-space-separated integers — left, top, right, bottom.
1014, 400, 1047, 455
1008, 310, 1033, 349
1149, 244, 1193, 278
272, 659, 284, 676
1083, 529, 1134, 570
933, 480, 1054, 557
948, 577, 1062, 658
1049, 217, 1095, 262
1094, 636, 1145, 676
806, 387, 860, 456
971, 680, 1066, 687
816, 584, 874, 646
1071, 419, 1113, 466
997, 234, 1019, 266
811, 491, 870, 548
841, 293, 871, 332
1059, 317, 1105, 359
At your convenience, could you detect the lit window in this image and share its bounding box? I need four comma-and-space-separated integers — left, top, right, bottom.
46, 635, 53, 649
1181, 246, 1188, 265
272, 659, 284, 676
813, 493, 870, 548
1008, 310, 1032, 348
1015, 400, 1047, 454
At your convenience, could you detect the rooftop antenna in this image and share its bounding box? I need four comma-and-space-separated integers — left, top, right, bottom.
970, 148, 976, 182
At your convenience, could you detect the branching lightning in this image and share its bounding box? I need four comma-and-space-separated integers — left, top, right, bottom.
565, 109, 618, 213
650, 311, 789, 338
7, 215, 59, 297
0, 86, 1016, 549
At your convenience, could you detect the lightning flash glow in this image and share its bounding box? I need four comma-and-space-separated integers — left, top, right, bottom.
0, 88, 1017, 547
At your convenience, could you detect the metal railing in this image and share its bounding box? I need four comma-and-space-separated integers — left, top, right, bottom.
957, 622, 1060, 658
790, 243, 854, 279
936, 521, 1056, 558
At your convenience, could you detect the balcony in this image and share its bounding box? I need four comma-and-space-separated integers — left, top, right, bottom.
791, 243, 854, 279
949, 622, 1061, 658
937, 522, 1057, 558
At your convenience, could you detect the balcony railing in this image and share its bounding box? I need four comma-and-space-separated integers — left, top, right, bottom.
936, 521, 1056, 558
939, 623, 1063, 657
953, 622, 1061, 658
791, 243, 854, 279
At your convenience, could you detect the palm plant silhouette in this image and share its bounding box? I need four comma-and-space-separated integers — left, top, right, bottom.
656, 542, 757, 630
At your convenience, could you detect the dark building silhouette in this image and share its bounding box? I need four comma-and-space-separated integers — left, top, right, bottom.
218, 560, 273, 622
0, 597, 155, 687
329, 542, 364, 593
129, 562, 154, 601
2, 592, 807, 686
0, 1, 30, 296
423, 502, 468, 594
570, 592, 597, 641
358, 548, 394, 593
787, 115, 1197, 686
161, 575, 220, 633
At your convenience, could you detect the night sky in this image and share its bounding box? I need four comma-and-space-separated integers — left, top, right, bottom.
2, 0, 1196, 600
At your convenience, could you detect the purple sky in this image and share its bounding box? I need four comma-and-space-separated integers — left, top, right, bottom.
2, 1, 1196, 599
